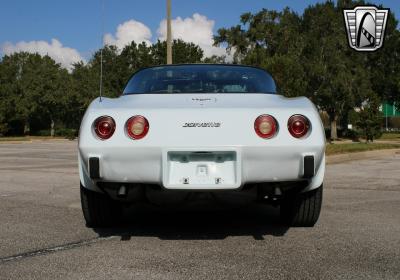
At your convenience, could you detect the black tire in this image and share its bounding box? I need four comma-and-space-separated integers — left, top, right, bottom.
280, 185, 323, 227
80, 184, 122, 227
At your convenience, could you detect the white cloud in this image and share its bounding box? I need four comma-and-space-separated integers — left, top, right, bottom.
104, 19, 152, 50
157, 13, 228, 58
1, 39, 84, 71
1, 14, 228, 70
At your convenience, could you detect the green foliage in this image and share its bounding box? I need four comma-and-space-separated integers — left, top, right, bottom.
326, 142, 400, 155
0, 39, 204, 136
0, 122, 7, 136
151, 39, 203, 64
55, 128, 77, 140
356, 94, 383, 142
214, 1, 399, 139
203, 55, 228, 64
0, 2, 399, 138
379, 132, 400, 140
0, 52, 68, 135
344, 129, 360, 142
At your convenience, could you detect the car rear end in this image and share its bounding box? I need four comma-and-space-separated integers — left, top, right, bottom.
78, 65, 325, 228
79, 93, 324, 191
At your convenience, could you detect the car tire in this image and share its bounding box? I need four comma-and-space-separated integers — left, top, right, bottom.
80, 184, 122, 227
280, 184, 323, 227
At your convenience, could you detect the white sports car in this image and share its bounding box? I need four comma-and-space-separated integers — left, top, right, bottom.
78, 64, 325, 227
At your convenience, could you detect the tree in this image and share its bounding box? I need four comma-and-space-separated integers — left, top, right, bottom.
356, 93, 383, 142
0, 53, 69, 135
151, 39, 204, 64
301, 2, 364, 140
2, 52, 46, 135
214, 8, 307, 98
304, 1, 399, 138
213, 1, 394, 140
364, 10, 400, 109
69, 61, 99, 128
120, 41, 153, 75
36, 56, 69, 136
89, 45, 124, 98
20, 54, 68, 136
1, 4, 398, 138
203, 55, 228, 64
0, 55, 17, 135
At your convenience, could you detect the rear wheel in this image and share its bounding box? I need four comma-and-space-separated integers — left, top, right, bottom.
80, 184, 122, 227
280, 185, 323, 227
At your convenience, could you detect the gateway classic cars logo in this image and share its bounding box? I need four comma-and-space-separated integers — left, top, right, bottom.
343, 5, 389, 51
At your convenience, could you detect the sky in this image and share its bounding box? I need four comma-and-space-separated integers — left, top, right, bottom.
0, 0, 399, 70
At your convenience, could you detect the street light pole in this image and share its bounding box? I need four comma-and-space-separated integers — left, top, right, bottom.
166, 0, 172, 64
385, 103, 388, 131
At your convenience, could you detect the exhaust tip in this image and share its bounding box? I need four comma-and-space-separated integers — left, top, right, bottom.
117, 185, 128, 198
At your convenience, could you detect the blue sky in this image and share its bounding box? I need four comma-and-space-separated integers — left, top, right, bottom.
0, 0, 398, 69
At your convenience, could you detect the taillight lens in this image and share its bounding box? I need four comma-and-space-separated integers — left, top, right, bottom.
288, 115, 310, 138
254, 115, 278, 139
126, 115, 149, 139
93, 116, 116, 140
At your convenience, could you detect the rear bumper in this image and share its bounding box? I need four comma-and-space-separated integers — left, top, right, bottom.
79, 144, 325, 192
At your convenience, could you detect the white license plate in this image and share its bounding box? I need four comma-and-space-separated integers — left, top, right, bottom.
164, 151, 238, 188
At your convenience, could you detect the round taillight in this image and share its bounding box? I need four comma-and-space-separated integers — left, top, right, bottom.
288, 115, 310, 138
126, 115, 149, 139
93, 116, 116, 140
254, 115, 278, 139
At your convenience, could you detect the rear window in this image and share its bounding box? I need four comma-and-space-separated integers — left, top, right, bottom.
122, 65, 276, 94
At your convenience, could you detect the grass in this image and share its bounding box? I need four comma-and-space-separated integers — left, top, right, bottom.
0, 136, 30, 142
326, 142, 400, 155
0, 136, 66, 142
378, 133, 400, 140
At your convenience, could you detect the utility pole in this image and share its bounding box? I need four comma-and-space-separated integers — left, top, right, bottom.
166, 0, 172, 64
385, 103, 388, 131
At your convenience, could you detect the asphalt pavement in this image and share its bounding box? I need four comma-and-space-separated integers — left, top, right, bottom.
0, 140, 399, 280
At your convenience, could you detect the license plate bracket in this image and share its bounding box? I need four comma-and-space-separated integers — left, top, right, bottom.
163, 150, 239, 189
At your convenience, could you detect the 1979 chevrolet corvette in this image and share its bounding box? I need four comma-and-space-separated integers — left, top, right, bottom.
78, 64, 325, 227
